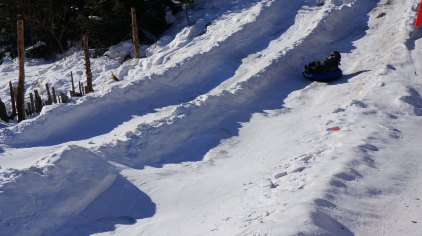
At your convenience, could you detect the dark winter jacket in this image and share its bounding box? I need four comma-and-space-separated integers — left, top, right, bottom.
305, 58, 340, 74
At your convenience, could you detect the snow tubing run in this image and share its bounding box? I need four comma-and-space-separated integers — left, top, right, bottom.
303, 68, 342, 82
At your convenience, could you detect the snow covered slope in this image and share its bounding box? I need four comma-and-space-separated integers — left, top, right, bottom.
1, 0, 422, 235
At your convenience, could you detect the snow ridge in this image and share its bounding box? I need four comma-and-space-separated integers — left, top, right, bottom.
1, 0, 422, 235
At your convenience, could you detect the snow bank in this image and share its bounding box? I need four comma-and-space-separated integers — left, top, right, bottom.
0, 146, 118, 235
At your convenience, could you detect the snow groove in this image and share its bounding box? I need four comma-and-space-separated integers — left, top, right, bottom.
1, 0, 302, 147
98, 0, 379, 168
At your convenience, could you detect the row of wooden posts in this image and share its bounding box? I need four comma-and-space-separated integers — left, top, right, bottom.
1, 7, 141, 123
0, 71, 94, 120
0, 69, 100, 123
0, 80, 70, 123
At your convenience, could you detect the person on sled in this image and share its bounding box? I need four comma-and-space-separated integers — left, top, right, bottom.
304, 51, 341, 74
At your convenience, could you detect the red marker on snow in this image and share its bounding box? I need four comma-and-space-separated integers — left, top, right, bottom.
328, 127, 341, 132
416, 0, 422, 28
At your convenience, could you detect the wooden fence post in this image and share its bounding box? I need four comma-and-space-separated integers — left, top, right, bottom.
26, 102, 31, 116
52, 87, 57, 104
16, 20, 25, 122
131, 7, 140, 59
0, 98, 9, 122
82, 35, 93, 93
34, 90, 43, 113
79, 81, 83, 96
70, 71, 75, 96
9, 81, 16, 118
45, 83, 52, 105
29, 93, 35, 113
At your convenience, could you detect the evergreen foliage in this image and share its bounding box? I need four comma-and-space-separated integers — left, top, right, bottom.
0, 0, 186, 59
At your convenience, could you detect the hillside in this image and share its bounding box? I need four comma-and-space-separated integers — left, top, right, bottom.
1, 0, 422, 235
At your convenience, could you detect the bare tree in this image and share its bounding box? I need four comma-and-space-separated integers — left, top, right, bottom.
82, 35, 93, 93
16, 20, 26, 122
131, 7, 140, 58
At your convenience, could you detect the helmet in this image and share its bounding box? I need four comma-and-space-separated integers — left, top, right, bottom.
329, 51, 341, 61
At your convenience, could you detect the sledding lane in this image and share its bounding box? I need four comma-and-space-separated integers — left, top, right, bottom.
98, 0, 378, 168
1, 0, 304, 147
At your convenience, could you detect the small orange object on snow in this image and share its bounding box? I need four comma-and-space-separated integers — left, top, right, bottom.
328, 127, 341, 132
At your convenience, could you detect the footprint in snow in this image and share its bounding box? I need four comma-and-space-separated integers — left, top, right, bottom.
329, 179, 347, 188
314, 198, 337, 208
358, 144, 379, 153
334, 169, 363, 182
332, 100, 367, 114
299, 153, 313, 162
362, 110, 378, 116
291, 166, 306, 173
386, 64, 396, 70
274, 172, 287, 179
399, 88, 422, 116
333, 107, 346, 113
386, 113, 398, 119
350, 99, 368, 109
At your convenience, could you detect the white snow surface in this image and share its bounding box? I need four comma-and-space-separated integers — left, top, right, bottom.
1, 0, 422, 235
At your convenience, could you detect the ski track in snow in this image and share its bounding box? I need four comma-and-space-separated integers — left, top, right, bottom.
1, 0, 422, 235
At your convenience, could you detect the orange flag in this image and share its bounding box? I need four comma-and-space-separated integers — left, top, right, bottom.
417, 0, 422, 28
